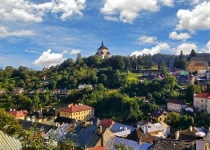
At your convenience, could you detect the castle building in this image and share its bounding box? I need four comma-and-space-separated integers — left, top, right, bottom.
96, 41, 111, 59
187, 56, 208, 73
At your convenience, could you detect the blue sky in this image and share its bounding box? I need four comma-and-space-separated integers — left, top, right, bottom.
0, 0, 210, 70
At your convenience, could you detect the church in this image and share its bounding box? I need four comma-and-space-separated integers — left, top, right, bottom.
96, 41, 111, 59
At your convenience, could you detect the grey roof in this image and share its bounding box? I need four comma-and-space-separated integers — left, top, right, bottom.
0, 130, 22, 150
148, 139, 195, 150
110, 122, 135, 133
63, 123, 105, 149
106, 136, 152, 150
19, 120, 57, 134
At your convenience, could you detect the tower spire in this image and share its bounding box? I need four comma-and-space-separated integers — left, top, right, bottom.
102, 41, 104, 46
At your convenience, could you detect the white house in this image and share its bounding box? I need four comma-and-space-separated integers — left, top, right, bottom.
167, 99, 187, 112
194, 93, 210, 114
78, 84, 93, 91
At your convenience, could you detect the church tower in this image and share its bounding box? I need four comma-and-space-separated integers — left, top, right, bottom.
96, 41, 111, 59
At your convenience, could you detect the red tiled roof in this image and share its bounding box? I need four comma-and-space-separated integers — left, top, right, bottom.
194, 63, 206, 67
195, 93, 210, 98
60, 103, 93, 113
168, 99, 185, 105
99, 119, 115, 128
89, 146, 106, 150
7, 110, 28, 117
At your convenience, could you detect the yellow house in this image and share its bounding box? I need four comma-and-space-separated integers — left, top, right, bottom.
187, 56, 208, 73
60, 103, 94, 121
151, 109, 167, 122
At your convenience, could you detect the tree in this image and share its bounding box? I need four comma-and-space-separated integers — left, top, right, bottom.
179, 50, 184, 60
0, 108, 22, 135
190, 49, 196, 57
114, 143, 134, 150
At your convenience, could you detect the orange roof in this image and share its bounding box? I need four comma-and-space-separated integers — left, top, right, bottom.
195, 93, 210, 98
60, 103, 93, 113
99, 119, 115, 128
89, 146, 106, 150
7, 110, 28, 117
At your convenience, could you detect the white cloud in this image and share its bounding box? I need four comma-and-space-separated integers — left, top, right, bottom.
176, 1, 210, 32
25, 50, 39, 54
169, 31, 191, 41
33, 49, 65, 67
101, 0, 174, 23
0, 26, 34, 38
131, 42, 170, 56
138, 36, 157, 44
0, 0, 86, 23
70, 49, 80, 55
104, 16, 118, 22
174, 43, 197, 54
207, 40, 210, 51
159, 0, 174, 7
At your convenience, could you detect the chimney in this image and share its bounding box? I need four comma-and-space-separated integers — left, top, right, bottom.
208, 127, 210, 132
97, 126, 102, 135
82, 121, 87, 128
175, 131, 180, 140
189, 126, 193, 132
196, 140, 205, 150
84, 145, 88, 150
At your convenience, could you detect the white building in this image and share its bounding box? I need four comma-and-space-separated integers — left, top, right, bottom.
167, 99, 187, 112
193, 93, 210, 114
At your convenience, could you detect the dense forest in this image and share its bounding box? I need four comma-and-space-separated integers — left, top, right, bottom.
1, 52, 210, 128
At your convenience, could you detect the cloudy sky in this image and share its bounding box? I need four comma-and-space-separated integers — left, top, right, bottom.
0, 0, 210, 69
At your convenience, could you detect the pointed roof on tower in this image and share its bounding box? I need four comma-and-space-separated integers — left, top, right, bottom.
98, 41, 108, 50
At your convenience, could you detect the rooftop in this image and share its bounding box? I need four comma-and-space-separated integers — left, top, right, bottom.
99, 119, 115, 128
7, 110, 28, 118
98, 41, 108, 50
167, 99, 185, 105
151, 109, 166, 118
148, 139, 195, 150
194, 93, 210, 98
60, 103, 93, 113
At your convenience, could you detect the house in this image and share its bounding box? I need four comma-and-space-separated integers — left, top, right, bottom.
78, 84, 93, 91
126, 128, 156, 144
98, 119, 115, 128
30, 110, 46, 122
44, 123, 72, 141
150, 109, 167, 122
37, 88, 46, 93
19, 120, 57, 136
63, 122, 114, 149
193, 93, 210, 113
106, 136, 152, 150
148, 139, 195, 150
96, 41, 111, 59
0, 130, 22, 150
109, 122, 136, 138
60, 103, 94, 121
52, 89, 60, 95
187, 56, 208, 73
140, 122, 170, 138
176, 74, 195, 85
7, 109, 28, 119
175, 126, 207, 141
12, 87, 24, 94
167, 99, 187, 112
